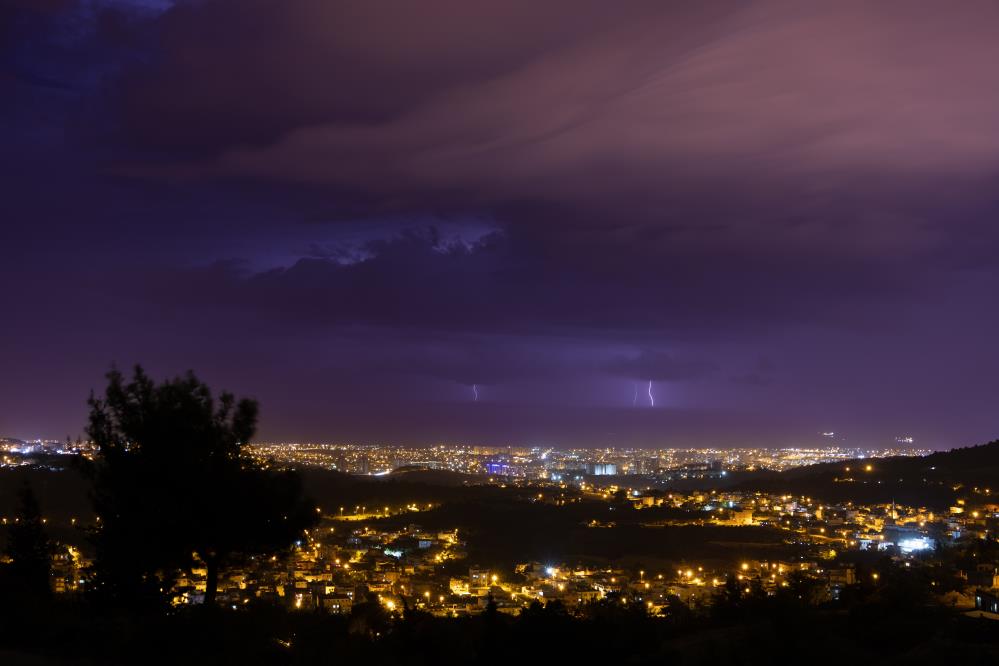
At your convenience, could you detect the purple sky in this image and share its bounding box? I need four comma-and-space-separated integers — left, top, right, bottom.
3, 1, 999, 448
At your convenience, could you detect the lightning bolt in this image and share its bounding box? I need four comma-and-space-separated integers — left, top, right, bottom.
647, 380, 655, 407
632, 382, 638, 407
472, 384, 478, 401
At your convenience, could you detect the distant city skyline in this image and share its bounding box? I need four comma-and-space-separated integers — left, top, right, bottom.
0, 432, 936, 455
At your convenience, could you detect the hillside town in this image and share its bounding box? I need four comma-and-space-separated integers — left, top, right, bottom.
24, 482, 998, 619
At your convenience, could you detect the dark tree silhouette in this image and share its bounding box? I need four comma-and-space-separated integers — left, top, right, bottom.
3, 483, 52, 597
85, 365, 318, 607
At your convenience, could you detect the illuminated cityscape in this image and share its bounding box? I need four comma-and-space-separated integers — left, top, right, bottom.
247, 442, 931, 478
4, 424, 999, 663
5, 458, 996, 618
1, 437, 991, 616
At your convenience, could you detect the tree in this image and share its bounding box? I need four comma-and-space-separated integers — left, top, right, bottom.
483, 593, 498, 621
85, 365, 318, 607
4, 483, 52, 597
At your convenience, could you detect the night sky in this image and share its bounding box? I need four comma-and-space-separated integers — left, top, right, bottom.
4, 1, 999, 448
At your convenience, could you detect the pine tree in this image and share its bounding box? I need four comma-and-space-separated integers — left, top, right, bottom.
86, 365, 318, 607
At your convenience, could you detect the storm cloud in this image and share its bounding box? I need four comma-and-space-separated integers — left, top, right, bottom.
3, 1, 999, 447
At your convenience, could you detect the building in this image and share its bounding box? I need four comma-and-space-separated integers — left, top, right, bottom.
975, 590, 999, 614
587, 463, 617, 476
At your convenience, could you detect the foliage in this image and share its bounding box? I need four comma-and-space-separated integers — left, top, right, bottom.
2, 482, 52, 598
84, 365, 318, 607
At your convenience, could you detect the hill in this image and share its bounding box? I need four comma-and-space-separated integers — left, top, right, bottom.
733, 439, 999, 507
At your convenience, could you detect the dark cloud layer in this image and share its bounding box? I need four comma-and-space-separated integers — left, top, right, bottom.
3, 1, 999, 447
604, 351, 716, 383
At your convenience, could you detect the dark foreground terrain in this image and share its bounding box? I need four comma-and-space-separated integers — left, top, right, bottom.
1, 588, 999, 666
